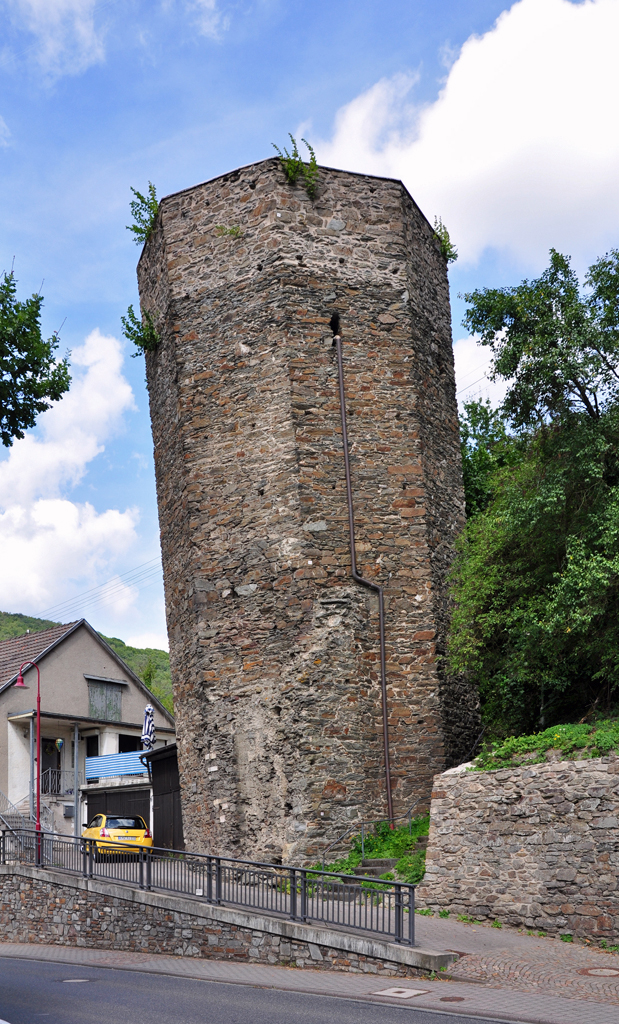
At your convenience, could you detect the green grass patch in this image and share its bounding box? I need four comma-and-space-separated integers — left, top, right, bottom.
316, 815, 429, 884
473, 718, 619, 771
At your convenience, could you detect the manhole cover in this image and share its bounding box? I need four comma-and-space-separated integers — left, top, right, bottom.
578, 968, 619, 978
440, 996, 465, 1002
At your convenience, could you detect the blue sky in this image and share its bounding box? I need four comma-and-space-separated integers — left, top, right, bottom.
1, 0, 618, 649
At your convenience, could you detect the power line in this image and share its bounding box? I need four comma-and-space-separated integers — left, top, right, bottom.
455, 357, 492, 386
40, 557, 163, 621
456, 372, 490, 396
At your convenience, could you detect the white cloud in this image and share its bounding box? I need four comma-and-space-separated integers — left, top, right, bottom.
126, 631, 170, 652
453, 336, 509, 410
0, 329, 134, 504
3, 0, 105, 76
0, 329, 139, 616
316, 0, 619, 269
0, 116, 10, 147
0, 500, 138, 610
185, 0, 228, 39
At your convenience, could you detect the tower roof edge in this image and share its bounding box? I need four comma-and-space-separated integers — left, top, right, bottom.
155, 156, 431, 232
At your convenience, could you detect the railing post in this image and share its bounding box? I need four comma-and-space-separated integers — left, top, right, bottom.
138, 847, 145, 890
408, 885, 415, 946
206, 856, 213, 903
290, 868, 297, 921
361, 823, 365, 860
145, 850, 152, 892
394, 883, 403, 944
82, 840, 88, 878
1, 830, 5, 866
215, 857, 222, 905
88, 841, 94, 879
299, 869, 307, 922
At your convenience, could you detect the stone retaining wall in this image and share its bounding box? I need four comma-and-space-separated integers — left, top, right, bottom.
417, 757, 619, 941
0, 865, 453, 976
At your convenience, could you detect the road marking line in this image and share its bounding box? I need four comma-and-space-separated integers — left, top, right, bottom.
373, 987, 428, 998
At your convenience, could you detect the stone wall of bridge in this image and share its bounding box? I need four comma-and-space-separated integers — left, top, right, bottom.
0, 864, 452, 975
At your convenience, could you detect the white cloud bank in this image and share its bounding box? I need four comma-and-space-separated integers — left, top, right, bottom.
316, 0, 619, 269
186, 0, 228, 39
3, 0, 105, 76
0, 330, 140, 615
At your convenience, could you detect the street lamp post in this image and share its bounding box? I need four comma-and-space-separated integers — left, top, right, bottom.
14, 662, 41, 850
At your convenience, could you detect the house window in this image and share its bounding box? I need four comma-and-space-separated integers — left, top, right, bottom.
88, 682, 122, 722
118, 734, 141, 753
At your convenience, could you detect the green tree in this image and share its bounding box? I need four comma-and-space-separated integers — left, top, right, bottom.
462, 248, 619, 428
450, 249, 619, 737
459, 399, 520, 517
126, 182, 159, 246
0, 272, 70, 447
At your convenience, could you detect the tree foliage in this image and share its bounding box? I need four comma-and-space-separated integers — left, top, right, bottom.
0, 272, 70, 447
433, 216, 458, 264
462, 248, 619, 428
459, 399, 521, 517
272, 134, 319, 199
126, 182, 159, 247
450, 249, 619, 737
121, 304, 159, 355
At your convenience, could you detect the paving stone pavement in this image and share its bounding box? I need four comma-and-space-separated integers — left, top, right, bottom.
1, 917, 619, 1024
0, 933, 614, 1024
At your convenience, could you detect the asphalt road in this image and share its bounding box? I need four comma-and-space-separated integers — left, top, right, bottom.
0, 957, 502, 1024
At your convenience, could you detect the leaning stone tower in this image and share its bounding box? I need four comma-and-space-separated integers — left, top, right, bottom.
138, 157, 479, 862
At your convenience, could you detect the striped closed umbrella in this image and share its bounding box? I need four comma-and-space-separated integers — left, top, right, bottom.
141, 704, 155, 751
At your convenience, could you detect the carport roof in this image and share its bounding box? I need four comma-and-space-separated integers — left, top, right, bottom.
7, 709, 175, 732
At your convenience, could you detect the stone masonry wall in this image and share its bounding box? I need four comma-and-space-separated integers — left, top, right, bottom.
0, 866, 433, 977
417, 758, 619, 942
137, 157, 479, 862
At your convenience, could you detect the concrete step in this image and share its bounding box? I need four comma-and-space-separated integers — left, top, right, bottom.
355, 858, 399, 877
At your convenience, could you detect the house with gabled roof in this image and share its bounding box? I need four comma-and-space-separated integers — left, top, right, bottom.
0, 619, 175, 836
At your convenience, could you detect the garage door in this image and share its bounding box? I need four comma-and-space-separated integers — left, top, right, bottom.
87, 789, 150, 827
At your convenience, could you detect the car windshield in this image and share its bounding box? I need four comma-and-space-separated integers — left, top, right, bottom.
105, 817, 146, 830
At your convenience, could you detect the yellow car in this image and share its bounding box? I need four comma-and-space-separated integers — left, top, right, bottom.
82, 813, 153, 856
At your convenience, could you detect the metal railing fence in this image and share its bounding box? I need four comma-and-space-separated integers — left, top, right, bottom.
41, 769, 83, 796
1, 829, 415, 947
321, 801, 423, 869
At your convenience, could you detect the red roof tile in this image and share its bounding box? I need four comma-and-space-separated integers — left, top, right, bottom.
0, 622, 81, 687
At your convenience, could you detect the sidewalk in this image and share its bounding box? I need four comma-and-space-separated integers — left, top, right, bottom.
0, 914, 618, 1024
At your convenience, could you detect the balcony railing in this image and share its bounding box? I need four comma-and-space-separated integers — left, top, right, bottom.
85, 751, 147, 781
41, 769, 83, 797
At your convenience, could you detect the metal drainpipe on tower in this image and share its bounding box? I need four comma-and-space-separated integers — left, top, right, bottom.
331, 313, 394, 822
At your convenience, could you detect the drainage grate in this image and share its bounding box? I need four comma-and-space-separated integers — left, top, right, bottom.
578, 968, 619, 978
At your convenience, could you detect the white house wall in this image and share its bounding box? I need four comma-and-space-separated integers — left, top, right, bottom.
7, 721, 30, 806
0, 623, 174, 798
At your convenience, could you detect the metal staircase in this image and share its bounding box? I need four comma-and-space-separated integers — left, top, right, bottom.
0, 790, 54, 834
0, 790, 31, 834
